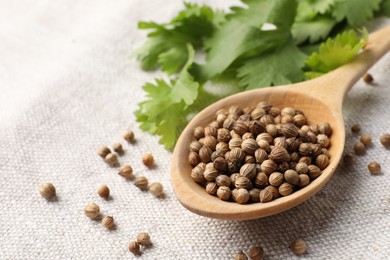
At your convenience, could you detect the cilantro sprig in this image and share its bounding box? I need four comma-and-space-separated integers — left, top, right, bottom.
134, 0, 389, 150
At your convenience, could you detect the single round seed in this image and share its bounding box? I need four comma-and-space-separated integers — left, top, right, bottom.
39, 182, 56, 199
368, 162, 381, 175
234, 250, 248, 260
97, 146, 110, 158
380, 134, 390, 148
254, 149, 268, 163
343, 154, 355, 166
259, 188, 273, 203
149, 182, 164, 196
191, 166, 206, 185
254, 172, 268, 188
134, 176, 149, 190
102, 216, 114, 229
123, 130, 135, 143
278, 182, 293, 196
194, 126, 205, 139
363, 73, 373, 83
213, 157, 228, 172
206, 182, 218, 195
308, 165, 322, 180
217, 186, 231, 201
137, 232, 151, 246
269, 146, 289, 163
235, 188, 250, 204
235, 176, 252, 190
203, 136, 217, 150
204, 125, 217, 137
360, 134, 372, 146
284, 170, 300, 185
189, 151, 200, 167
315, 154, 329, 170
199, 146, 212, 163
216, 175, 231, 187
249, 188, 260, 202
294, 114, 306, 127
104, 153, 118, 166
190, 140, 203, 152
142, 152, 154, 167
260, 160, 277, 175
128, 241, 140, 255
113, 143, 124, 154
351, 124, 361, 133
217, 128, 231, 143
269, 172, 284, 187
298, 174, 310, 187
239, 163, 257, 180
97, 185, 110, 199
265, 185, 280, 199
119, 164, 133, 179
316, 134, 330, 148
248, 245, 264, 260
241, 138, 258, 155
353, 142, 366, 155
295, 162, 308, 174
290, 239, 307, 255
84, 203, 100, 219
319, 122, 332, 136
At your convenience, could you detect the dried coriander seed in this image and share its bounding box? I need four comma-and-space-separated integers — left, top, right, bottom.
206, 182, 218, 195
269, 146, 289, 163
142, 152, 154, 167
260, 160, 277, 175
380, 134, 390, 148
248, 245, 264, 260
343, 154, 355, 166
149, 182, 164, 196
113, 143, 124, 154
235, 188, 250, 204
123, 130, 135, 143
254, 172, 268, 188
363, 73, 373, 83
259, 188, 273, 203
39, 182, 56, 199
128, 241, 140, 255
97, 146, 111, 158
360, 134, 372, 146
189, 152, 200, 167
278, 182, 293, 196
217, 186, 231, 201
290, 239, 307, 255
84, 203, 100, 219
368, 162, 381, 175
284, 170, 299, 185
190, 141, 203, 153
199, 146, 212, 163
295, 162, 308, 174
353, 142, 366, 155
269, 172, 284, 187
216, 175, 231, 187
102, 216, 114, 229
249, 188, 260, 202
137, 232, 151, 246
298, 174, 310, 187
98, 185, 110, 199
307, 165, 322, 180
239, 163, 257, 180
351, 124, 361, 133
134, 176, 149, 190
235, 176, 252, 190
119, 164, 133, 179
265, 186, 279, 199
315, 154, 329, 170
104, 153, 118, 166
234, 250, 248, 260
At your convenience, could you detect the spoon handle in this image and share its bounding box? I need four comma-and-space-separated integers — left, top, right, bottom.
295, 25, 390, 107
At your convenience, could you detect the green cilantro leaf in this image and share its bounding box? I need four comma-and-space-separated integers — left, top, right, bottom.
134, 3, 224, 74
332, 0, 381, 26
237, 39, 307, 89
197, 0, 297, 80
305, 29, 368, 79
292, 16, 336, 44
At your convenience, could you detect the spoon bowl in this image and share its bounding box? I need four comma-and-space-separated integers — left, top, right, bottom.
171, 25, 390, 220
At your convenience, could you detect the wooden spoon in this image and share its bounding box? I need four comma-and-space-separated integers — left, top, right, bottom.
171, 25, 390, 220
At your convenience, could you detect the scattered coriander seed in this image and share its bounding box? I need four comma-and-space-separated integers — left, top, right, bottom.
97, 146, 111, 158
234, 250, 248, 260
39, 182, 56, 199
113, 143, 124, 154
134, 176, 149, 190
368, 162, 381, 175
97, 185, 110, 199
353, 142, 366, 155
128, 241, 140, 255
84, 203, 100, 219
380, 134, 390, 148
149, 182, 164, 197
123, 130, 135, 143
102, 216, 114, 229
137, 232, 151, 246
248, 245, 264, 260
363, 73, 373, 83
343, 154, 355, 166
360, 134, 372, 146
104, 153, 118, 166
119, 164, 133, 179
142, 152, 154, 167
290, 239, 307, 256
351, 124, 361, 133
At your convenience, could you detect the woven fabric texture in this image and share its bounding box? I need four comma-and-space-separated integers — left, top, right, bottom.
0, 0, 389, 259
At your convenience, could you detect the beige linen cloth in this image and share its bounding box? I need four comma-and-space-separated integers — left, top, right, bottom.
0, 0, 389, 259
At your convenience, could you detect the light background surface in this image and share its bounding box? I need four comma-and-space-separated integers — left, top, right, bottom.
0, 0, 389, 259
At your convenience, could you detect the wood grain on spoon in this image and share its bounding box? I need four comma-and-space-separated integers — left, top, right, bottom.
171, 25, 390, 220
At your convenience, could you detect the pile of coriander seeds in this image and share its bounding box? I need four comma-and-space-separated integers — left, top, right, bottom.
189, 102, 332, 204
